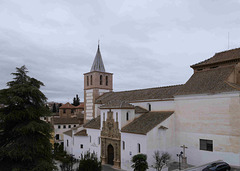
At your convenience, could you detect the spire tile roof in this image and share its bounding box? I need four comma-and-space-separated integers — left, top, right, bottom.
90, 45, 105, 72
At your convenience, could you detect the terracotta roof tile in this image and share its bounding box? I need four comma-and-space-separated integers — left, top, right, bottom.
52, 117, 80, 124
74, 129, 88, 136
96, 85, 183, 104
191, 48, 240, 68
100, 100, 135, 109
83, 115, 100, 129
59, 102, 76, 109
175, 66, 237, 96
121, 111, 174, 135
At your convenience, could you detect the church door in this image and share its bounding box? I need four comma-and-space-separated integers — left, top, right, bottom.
107, 144, 114, 165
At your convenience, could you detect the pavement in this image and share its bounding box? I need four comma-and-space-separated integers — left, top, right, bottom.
102, 164, 125, 171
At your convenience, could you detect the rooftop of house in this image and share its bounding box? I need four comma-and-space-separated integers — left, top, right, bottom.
52, 117, 80, 124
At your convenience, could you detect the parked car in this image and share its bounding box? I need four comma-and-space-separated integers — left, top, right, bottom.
202, 162, 231, 171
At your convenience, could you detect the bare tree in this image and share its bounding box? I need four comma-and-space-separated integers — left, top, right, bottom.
152, 151, 171, 171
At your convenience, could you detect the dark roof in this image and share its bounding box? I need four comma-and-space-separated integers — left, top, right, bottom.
53, 117, 80, 124
135, 106, 148, 114
96, 85, 183, 104
191, 48, 240, 68
63, 130, 72, 137
121, 111, 174, 135
176, 66, 237, 96
90, 45, 105, 72
83, 115, 100, 129
75, 129, 88, 136
100, 100, 135, 109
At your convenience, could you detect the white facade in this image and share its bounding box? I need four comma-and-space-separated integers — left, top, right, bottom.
54, 124, 78, 141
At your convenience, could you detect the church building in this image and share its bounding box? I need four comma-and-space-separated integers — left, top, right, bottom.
64, 45, 240, 170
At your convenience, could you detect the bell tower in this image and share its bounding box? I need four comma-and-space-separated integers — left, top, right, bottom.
84, 44, 113, 122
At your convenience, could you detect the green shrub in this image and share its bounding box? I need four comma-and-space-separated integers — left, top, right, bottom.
131, 154, 148, 171
78, 151, 101, 171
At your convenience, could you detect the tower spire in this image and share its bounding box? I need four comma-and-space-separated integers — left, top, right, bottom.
90, 42, 105, 72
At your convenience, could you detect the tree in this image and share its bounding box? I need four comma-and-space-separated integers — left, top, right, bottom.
0, 66, 55, 171
52, 103, 57, 113
78, 151, 101, 171
152, 151, 171, 171
72, 94, 80, 106
131, 154, 149, 171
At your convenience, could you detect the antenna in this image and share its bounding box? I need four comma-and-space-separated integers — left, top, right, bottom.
228, 32, 230, 49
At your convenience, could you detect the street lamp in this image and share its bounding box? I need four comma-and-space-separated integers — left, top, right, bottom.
176, 151, 183, 170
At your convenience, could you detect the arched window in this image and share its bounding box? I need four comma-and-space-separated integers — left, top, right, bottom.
67, 140, 69, 147
147, 103, 151, 111
126, 112, 129, 121
100, 75, 102, 85
138, 143, 141, 153
123, 141, 125, 150
87, 76, 89, 86
90, 75, 93, 85
90, 136, 91, 143
106, 76, 108, 86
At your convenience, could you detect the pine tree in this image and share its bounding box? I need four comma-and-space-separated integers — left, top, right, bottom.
52, 103, 57, 113
0, 66, 55, 171
72, 94, 80, 106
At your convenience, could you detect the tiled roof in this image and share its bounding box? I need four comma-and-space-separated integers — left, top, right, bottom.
95, 85, 183, 104
135, 106, 148, 114
83, 115, 100, 129
75, 129, 88, 136
75, 103, 84, 109
63, 130, 72, 137
121, 111, 174, 135
90, 45, 105, 72
60, 102, 76, 109
52, 117, 80, 124
191, 48, 240, 68
100, 100, 135, 109
175, 66, 238, 96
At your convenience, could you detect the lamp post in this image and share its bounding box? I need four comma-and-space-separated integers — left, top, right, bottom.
176, 151, 183, 170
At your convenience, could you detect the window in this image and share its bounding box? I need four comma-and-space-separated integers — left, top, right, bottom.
71, 109, 74, 113
126, 112, 129, 121
56, 134, 59, 140
58, 125, 61, 129
200, 139, 213, 151
123, 141, 125, 150
90, 136, 91, 143
100, 75, 102, 85
80, 144, 83, 149
63, 109, 66, 113
138, 143, 141, 153
44, 117, 46, 120
74, 125, 76, 127
98, 137, 100, 145
67, 140, 69, 147
68, 125, 71, 128
87, 76, 89, 86
148, 103, 151, 111
90, 75, 93, 85
63, 125, 66, 129
106, 76, 108, 86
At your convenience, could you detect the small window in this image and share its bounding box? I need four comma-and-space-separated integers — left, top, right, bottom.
56, 134, 59, 140
74, 125, 76, 127
68, 125, 71, 128
67, 140, 69, 147
90, 136, 91, 143
71, 109, 74, 113
138, 143, 141, 153
98, 137, 100, 145
100, 75, 102, 85
58, 125, 61, 129
90, 75, 93, 85
63, 125, 66, 129
148, 103, 151, 111
44, 117, 46, 120
80, 144, 83, 149
106, 76, 108, 86
126, 112, 129, 121
123, 141, 125, 150
63, 109, 66, 113
200, 139, 213, 152
87, 76, 89, 86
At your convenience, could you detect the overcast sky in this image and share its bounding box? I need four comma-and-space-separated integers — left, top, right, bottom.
1, 0, 240, 103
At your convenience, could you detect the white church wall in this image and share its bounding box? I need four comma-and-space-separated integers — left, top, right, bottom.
87, 128, 101, 159
121, 133, 147, 171
64, 134, 73, 154
175, 92, 240, 166
146, 114, 176, 170
132, 100, 175, 112
54, 124, 78, 142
